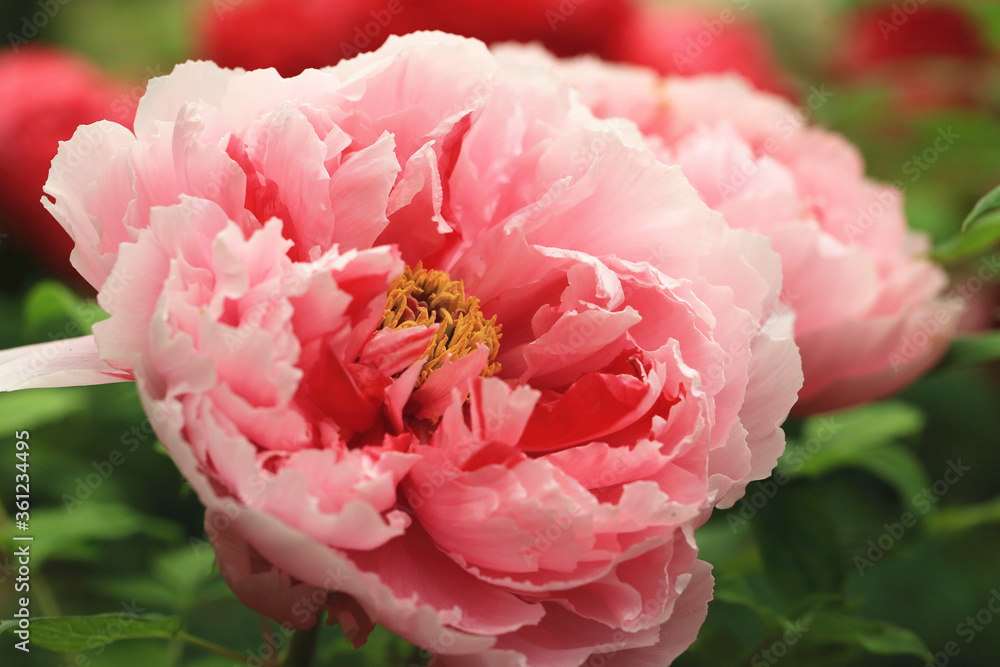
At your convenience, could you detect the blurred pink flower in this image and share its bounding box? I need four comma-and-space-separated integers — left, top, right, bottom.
0, 47, 135, 282
608, 3, 793, 98
502, 49, 961, 413
1, 33, 802, 665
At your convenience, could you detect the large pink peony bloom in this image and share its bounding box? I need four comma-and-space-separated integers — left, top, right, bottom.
499, 48, 962, 414
1, 34, 802, 665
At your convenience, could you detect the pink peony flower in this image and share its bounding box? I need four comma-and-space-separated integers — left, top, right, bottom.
1, 33, 802, 665
498, 48, 962, 413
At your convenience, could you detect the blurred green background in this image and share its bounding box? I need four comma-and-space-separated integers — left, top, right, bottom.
1, 0, 999, 665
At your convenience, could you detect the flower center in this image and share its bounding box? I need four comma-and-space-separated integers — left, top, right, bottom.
381, 264, 501, 387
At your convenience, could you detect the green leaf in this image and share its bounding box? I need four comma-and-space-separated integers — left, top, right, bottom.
937, 332, 1000, 373
962, 182, 1000, 231
0, 388, 89, 433
0, 614, 181, 652
926, 497, 1000, 535
933, 217, 1000, 263
0, 502, 180, 565
779, 404, 930, 510
711, 573, 810, 633
779, 402, 924, 477
752, 480, 845, 601
96, 548, 232, 612
932, 182, 1000, 262
23, 280, 108, 337
844, 444, 930, 512
804, 611, 932, 661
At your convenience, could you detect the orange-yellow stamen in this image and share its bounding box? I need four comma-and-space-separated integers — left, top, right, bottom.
380, 264, 501, 387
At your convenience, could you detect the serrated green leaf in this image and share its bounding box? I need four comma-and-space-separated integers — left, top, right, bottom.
804, 611, 932, 660
752, 480, 845, 601
0, 614, 181, 652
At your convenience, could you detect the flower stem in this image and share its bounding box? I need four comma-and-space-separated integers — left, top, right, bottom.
285, 622, 322, 667
175, 632, 281, 666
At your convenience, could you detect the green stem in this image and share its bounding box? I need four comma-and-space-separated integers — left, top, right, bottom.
176, 632, 280, 666
285, 622, 322, 667
29, 575, 63, 618
260, 615, 280, 661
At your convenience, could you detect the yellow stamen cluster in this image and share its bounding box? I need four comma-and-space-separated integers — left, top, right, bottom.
380, 264, 501, 387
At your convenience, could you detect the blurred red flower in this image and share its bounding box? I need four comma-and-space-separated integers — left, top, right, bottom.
414, 0, 630, 58
838, 3, 994, 109
200, 0, 422, 75
845, 2, 987, 66
199, 0, 630, 76
0, 47, 135, 282
607, 4, 793, 97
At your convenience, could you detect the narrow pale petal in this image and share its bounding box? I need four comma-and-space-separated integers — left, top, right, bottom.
0, 336, 132, 392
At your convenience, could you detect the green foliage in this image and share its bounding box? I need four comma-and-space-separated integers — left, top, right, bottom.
96, 548, 232, 613
0, 388, 89, 433
0, 614, 182, 652
779, 402, 930, 509
315, 626, 417, 667
934, 216, 1000, 264
961, 182, 1000, 232
926, 497, 1000, 536
23, 280, 108, 337
753, 480, 846, 601
933, 180, 1000, 263
0, 502, 180, 565
45, 0, 191, 78
803, 612, 932, 661
936, 331, 1000, 373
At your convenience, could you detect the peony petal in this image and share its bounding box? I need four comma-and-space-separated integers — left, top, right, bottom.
0, 336, 132, 391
